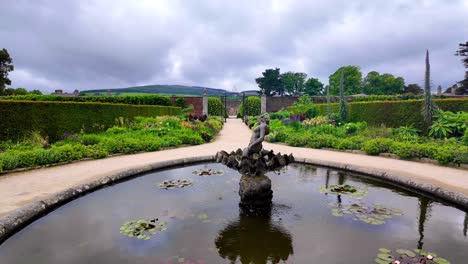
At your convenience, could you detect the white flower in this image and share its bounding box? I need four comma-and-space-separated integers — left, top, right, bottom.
427, 255, 433, 260
393, 261, 400, 264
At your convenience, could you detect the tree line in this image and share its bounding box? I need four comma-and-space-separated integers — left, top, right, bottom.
256, 42, 468, 96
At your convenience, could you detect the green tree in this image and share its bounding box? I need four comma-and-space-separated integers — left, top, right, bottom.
339, 69, 347, 122
455, 41, 468, 94
255, 68, 283, 96
29, 89, 43, 95
404, 84, 423, 94
281, 71, 307, 95
329, 66, 362, 95
0, 48, 14, 95
304, 77, 324, 96
363, 71, 405, 95
14, 88, 28, 95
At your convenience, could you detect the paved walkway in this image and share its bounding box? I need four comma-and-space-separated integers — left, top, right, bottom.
1, 118, 467, 217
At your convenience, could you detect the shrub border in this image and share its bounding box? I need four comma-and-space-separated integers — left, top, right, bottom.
1, 155, 467, 245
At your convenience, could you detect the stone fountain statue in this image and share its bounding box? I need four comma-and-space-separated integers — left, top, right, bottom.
215, 113, 294, 207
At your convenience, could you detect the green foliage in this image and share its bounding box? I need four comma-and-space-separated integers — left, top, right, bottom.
208, 97, 225, 116
281, 71, 307, 95
0, 48, 14, 95
329, 66, 362, 95
0, 100, 181, 141
428, 111, 467, 138
239, 96, 261, 116
392, 125, 420, 141
269, 110, 290, 120
404, 84, 423, 95
316, 99, 468, 131
174, 97, 186, 108
339, 69, 348, 122
289, 95, 319, 118
429, 119, 453, 138
361, 138, 394, 155
0, 94, 173, 106
255, 68, 283, 96
0, 116, 223, 172
362, 71, 405, 95
304, 77, 324, 96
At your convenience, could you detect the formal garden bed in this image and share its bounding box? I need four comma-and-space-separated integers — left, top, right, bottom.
0, 115, 223, 173
245, 96, 468, 166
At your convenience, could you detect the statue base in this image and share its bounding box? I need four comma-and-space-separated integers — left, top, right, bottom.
215, 148, 294, 177
238, 175, 273, 207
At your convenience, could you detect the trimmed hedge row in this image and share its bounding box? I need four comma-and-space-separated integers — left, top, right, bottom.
317, 98, 468, 130
0, 94, 172, 106
0, 100, 181, 141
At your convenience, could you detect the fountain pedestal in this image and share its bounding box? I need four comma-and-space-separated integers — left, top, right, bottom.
238, 175, 273, 207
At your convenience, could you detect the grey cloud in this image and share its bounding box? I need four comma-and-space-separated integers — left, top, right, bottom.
0, 0, 467, 93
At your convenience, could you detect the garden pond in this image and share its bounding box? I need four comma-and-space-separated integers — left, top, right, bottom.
0, 163, 466, 263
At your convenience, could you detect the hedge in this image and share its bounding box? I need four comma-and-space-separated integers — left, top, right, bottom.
317, 98, 468, 130
208, 97, 225, 116
239, 96, 261, 116
0, 100, 181, 141
0, 94, 172, 106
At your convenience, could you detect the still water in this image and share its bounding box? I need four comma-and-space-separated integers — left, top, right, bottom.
0, 163, 466, 263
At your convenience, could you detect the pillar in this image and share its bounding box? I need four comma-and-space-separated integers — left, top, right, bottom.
202, 88, 208, 115
261, 89, 266, 114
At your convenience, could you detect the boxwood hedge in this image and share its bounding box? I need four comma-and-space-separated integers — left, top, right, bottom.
0, 94, 172, 106
0, 100, 181, 141
317, 98, 468, 130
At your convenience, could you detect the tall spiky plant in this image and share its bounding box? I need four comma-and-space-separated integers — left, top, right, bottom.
326, 85, 331, 116
421, 50, 437, 125
339, 69, 347, 122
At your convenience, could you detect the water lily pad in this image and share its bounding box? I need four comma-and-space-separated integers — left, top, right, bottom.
396, 249, 416, 257
158, 179, 193, 189
373, 248, 450, 264
119, 218, 167, 240
320, 184, 368, 199
378, 248, 391, 254
193, 169, 224, 176
374, 258, 391, 264
328, 202, 402, 225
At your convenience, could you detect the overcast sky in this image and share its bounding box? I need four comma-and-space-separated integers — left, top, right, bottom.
1, 0, 467, 93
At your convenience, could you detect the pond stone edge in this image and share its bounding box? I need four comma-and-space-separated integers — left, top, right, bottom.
1, 155, 467, 245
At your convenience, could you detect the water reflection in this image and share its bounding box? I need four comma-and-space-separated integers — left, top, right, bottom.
464, 213, 467, 237
215, 206, 293, 264
417, 197, 432, 249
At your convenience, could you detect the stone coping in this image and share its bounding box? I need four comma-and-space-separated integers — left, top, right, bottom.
1, 155, 467, 245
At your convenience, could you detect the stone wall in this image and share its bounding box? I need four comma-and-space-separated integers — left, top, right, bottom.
170, 97, 203, 115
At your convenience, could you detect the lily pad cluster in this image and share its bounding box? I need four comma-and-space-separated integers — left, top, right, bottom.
330, 202, 402, 225
320, 184, 368, 199
119, 218, 167, 240
192, 169, 224, 176
375, 248, 450, 264
158, 179, 193, 189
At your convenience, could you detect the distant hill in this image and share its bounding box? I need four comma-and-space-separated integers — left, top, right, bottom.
82, 84, 240, 96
